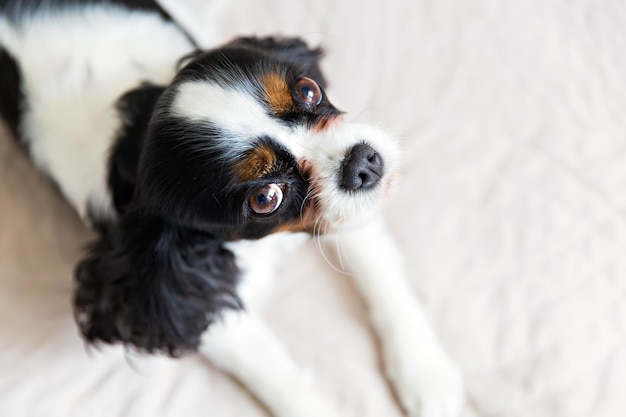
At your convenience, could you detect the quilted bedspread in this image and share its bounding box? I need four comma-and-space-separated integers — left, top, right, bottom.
1, 0, 624, 416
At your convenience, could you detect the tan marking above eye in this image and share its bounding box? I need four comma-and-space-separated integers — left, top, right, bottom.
233, 144, 277, 181
260, 73, 292, 114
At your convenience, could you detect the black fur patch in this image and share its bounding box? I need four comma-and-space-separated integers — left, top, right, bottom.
225, 36, 329, 89
0, 47, 24, 141
74, 208, 242, 356
109, 84, 165, 214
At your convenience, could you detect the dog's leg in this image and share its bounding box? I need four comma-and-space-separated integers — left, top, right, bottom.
200, 311, 343, 417
337, 218, 465, 417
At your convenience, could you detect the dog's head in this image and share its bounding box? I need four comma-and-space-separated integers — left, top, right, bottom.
139, 37, 398, 239
74, 37, 398, 355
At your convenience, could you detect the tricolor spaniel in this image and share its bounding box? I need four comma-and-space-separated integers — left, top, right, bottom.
0, 1, 464, 416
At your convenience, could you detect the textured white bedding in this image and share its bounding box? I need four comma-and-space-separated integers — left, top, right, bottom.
1, 0, 625, 416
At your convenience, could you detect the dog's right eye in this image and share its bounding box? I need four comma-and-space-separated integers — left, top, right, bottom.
249, 184, 284, 215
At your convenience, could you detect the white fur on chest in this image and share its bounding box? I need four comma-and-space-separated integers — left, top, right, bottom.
0, 6, 193, 219
226, 232, 309, 310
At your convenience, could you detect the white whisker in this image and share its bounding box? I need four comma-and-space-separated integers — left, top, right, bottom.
312, 217, 350, 275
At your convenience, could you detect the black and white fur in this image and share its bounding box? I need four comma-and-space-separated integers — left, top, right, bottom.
0, 1, 464, 416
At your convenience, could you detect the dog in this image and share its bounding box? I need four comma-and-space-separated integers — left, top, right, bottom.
0, 1, 464, 416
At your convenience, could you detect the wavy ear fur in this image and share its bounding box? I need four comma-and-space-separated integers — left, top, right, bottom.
73, 208, 241, 356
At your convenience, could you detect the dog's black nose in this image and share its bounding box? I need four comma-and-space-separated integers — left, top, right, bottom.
340, 143, 384, 191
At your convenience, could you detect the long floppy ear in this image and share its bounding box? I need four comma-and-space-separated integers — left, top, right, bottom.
73, 208, 241, 356
228, 36, 328, 88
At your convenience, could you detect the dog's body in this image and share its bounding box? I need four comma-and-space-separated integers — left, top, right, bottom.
0, 1, 464, 416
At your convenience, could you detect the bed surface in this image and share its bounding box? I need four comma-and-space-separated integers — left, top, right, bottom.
1, 1, 624, 416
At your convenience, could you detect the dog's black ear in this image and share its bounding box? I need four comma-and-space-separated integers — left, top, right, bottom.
229, 36, 328, 88
73, 208, 241, 356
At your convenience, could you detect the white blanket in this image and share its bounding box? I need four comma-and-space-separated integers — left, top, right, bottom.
1, 0, 624, 416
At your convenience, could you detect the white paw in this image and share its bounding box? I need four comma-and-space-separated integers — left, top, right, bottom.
386, 347, 465, 417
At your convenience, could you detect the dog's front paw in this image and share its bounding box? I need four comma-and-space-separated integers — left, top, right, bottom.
386, 347, 465, 417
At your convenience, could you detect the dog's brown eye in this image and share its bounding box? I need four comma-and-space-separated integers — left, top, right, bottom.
294, 77, 322, 107
249, 184, 284, 215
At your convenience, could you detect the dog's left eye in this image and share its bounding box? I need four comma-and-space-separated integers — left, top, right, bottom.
249, 184, 284, 215
294, 77, 322, 107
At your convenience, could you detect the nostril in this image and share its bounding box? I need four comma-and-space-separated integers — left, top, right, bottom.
367, 152, 383, 176
340, 143, 385, 191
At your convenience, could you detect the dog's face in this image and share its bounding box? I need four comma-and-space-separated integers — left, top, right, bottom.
139, 38, 398, 240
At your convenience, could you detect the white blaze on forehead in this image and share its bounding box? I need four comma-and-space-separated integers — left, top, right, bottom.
171, 81, 303, 158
